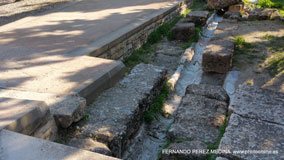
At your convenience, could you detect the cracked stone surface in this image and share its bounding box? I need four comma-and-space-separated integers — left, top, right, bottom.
168, 92, 228, 144
230, 85, 284, 125
219, 114, 284, 160
186, 84, 229, 103
73, 64, 167, 158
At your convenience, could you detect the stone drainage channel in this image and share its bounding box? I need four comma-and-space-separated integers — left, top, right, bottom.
123, 13, 239, 160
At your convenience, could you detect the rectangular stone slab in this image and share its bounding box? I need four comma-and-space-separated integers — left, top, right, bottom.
0, 98, 49, 135
168, 93, 228, 144
0, 129, 119, 160
219, 114, 284, 160
230, 85, 284, 125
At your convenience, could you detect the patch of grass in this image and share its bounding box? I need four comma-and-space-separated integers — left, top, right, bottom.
206, 118, 228, 160
265, 52, 284, 76
233, 36, 258, 67
257, 0, 284, 8
144, 84, 170, 124
124, 17, 180, 71
261, 35, 284, 76
257, 0, 284, 16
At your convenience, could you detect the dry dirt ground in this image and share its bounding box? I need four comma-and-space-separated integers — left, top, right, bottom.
0, 0, 70, 26
215, 19, 284, 93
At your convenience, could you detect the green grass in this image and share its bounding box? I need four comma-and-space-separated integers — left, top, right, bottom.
124, 17, 180, 71
233, 36, 258, 67
144, 84, 170, 123
262, 35, 284, 76
206, 118, 228, 160
256, 0, 284, 16
265, 52, 284, 76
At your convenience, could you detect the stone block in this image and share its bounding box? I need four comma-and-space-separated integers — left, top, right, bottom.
0, 98, 49, 135
202, 39, 234, 73
171, 22, 195, 41
186, 11, 210, 26
168, 93, 228, 144
207, 0, 242, 10
219, 114, 284, 160
52, 95, 86, 128
228, 4, 244, 13
68, 138, 112, 156
186, 84, 229, 102
33, 117, 58, 141
0, 129, 119, 160
161, 141, 207, 160
229, 85, 284, 125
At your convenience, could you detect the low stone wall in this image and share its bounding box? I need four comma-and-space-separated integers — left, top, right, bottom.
90, 1, 189, 60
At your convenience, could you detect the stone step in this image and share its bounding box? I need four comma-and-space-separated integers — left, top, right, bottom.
0, 129, 119, 160
230, 85, 284, 125
0, 98, 50, 135
0, 56, 125, 105
202, 39, 234, 73
218, 114, 284, 160
70, 64, 167, 158
0, 89, 86, 128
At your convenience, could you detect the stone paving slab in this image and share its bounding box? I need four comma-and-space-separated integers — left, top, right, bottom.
0, 97, 49, 135
230, 85, 284, 125
75, 64, 167, 158
0, 129, 119, 160
219, 114, 284, 160
168, 90, 228, 144
0, 56, 125, 104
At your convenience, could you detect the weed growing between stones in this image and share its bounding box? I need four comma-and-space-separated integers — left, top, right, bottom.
123, 17, 180, 71
206, 118, 228, 160
144, 83, 170, 123
233, 36, 258, 68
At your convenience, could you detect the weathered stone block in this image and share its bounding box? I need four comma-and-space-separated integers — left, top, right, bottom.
161, 141, 207, 160
229, 85, 284, 125
52, 95, 86, 128
186, 11, 210, 26
68, 138, 112, 156
202, 39, 234, 73
207, 0, 242, 10
77, 64, 167, 158
219, 114, 284, 160
228, 3, 244, 13
168, 93, 228, 144
171, 22, 195, 41
33, 117, 58, 141
186, 84, 229, 102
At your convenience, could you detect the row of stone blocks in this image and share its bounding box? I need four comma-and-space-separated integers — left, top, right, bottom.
66, 64, 167, 158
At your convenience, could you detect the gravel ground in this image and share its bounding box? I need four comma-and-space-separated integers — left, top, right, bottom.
0, 0, 71, 26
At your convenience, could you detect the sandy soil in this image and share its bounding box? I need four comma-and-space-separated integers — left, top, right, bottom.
215, 19, 284, 93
